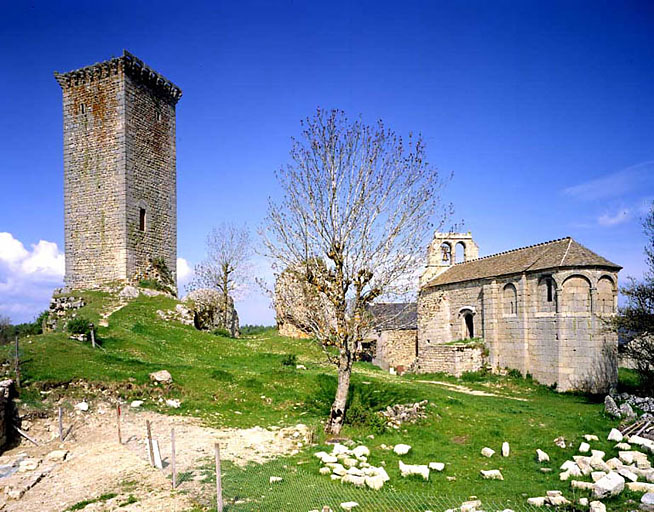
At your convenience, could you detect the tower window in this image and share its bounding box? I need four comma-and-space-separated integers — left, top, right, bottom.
80, 103, 86, 114
546, 278, 553, 302
156, 111, 162, 122
139, 208, 146, 231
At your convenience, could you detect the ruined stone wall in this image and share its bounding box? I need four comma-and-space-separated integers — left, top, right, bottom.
372, 329, 417, 370
60, 67, 127, 290
414, 344, 484, 376
0, 380, 18, 452
124, 74, 177, 284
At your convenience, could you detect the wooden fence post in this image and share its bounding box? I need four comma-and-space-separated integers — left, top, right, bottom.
14, 336, 20, 388
215, 443, 223, 512
171, 428, 176, 489
146, 420, 154, 466
90, 327, 96, 349
116, 404, 122, 444
58, 407, 63, 441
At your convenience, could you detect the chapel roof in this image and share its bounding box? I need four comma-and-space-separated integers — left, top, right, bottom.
368, 302, 417, 330
425, 237, 621, 288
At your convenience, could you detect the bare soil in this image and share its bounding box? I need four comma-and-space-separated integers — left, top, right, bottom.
0, 402, 311, 511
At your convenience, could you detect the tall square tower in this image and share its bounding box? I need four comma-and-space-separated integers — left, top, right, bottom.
55, 51, 182, 291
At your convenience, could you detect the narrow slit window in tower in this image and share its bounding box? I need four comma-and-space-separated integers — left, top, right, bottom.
139, 208, 146, 232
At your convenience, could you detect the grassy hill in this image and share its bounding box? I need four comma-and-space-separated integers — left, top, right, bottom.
12, 291, 641, 511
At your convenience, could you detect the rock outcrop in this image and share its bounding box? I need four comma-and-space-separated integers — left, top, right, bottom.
184, 288, 240, 337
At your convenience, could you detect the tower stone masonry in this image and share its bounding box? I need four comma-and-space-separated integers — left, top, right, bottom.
55, 51, 182, 291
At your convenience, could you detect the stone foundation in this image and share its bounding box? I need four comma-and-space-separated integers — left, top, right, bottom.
413, 344, 485, 377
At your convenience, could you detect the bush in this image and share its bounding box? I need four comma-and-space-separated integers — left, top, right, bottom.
281, 354, 297, 367
240, 325, 271, 336
461, 368, 491, 382
305, 373, 420, 421
211, 328, 232, 338
345, 393, 388, 433
506, 368, 522, 379
67, 317, 92, 336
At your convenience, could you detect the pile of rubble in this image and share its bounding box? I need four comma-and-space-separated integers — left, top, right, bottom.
314, 443, 390, 490
379, 400, 429, 429
46, 293, 85, 330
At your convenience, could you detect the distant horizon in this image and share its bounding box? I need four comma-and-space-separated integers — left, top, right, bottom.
2, 1, 653, 324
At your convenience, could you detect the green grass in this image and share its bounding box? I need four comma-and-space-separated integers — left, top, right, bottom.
67, 492, 117, 511
14, 292, 640, 510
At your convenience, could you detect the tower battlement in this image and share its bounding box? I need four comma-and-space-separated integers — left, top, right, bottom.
55, 51, 181, 291
55, 50, 182, 104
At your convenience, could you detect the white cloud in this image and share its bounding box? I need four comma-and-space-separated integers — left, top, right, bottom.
0, 232, 64, 324
177, 257, 193, 287
598, 208, 632, 227
562, 161, 654, 201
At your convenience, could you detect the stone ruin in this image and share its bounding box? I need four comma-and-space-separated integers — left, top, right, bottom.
183, 288, 240, 337
274, 265, 334, 339
45, 291, 86, 331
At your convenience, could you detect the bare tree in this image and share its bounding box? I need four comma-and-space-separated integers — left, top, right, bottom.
190, 223, 253, 336
262, 108, 451, 434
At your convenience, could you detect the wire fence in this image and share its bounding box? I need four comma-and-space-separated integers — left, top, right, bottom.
191, 460, 557, 512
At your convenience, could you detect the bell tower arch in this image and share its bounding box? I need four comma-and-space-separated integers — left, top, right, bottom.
420, 232, 479, 286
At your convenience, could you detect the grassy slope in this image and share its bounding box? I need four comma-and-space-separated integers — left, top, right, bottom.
16, 292, 639, 511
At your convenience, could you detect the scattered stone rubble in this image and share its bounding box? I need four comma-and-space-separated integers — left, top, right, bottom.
380, 400, 428, 429
46, 293, 85, 330
314, 443, 390, 490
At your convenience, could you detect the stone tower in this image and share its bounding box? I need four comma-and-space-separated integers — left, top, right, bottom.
420, 232, 479, 286
55, 51, 182, 291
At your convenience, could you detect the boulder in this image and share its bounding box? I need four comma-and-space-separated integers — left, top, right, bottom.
75, 401, 89, 412
620, 403, 637, 421
593, 471, 625, 498
553, 436, 566, 448
604, 395, 621, 418
340, 502, 359, 510
149, 370, 173, 384
393, 444, 411, 456
481, 447, 495, 458
45, 450, 68, 462
341, 474, 365, 487
579, 442, 590, 453
269, 476, 282, 484
480, 469, 503, 480
571, 480, 595, 490
608, 428, 623, 442
526, 497, 545, 506
184, 288, 240, 337
352, 446, 370, 459
618, 467, 638, 482
119, 285, 140, 299
590, 501, 606, 512
502, 442, 510, 457
398, 461, 429, 480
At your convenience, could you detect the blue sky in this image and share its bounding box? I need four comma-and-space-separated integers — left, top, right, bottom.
1, 0, 653, 324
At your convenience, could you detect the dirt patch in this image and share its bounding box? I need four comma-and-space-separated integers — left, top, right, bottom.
415, 380, 529, 401
0, 402, 311, 511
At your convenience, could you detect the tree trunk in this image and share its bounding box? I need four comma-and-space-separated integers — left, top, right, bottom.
325, 352, 352, 435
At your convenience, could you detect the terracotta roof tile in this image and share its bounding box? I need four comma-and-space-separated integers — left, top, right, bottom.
425, 237, 621, 288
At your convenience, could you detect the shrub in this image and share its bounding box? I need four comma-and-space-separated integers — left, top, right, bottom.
281, 354, 297, 367
67, 317, 92, 336
506, 368, 522, 379
211, 328, 232, 338
240, 325, 271, 336
461, 368, 490, 382
345, 393, 388, 433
